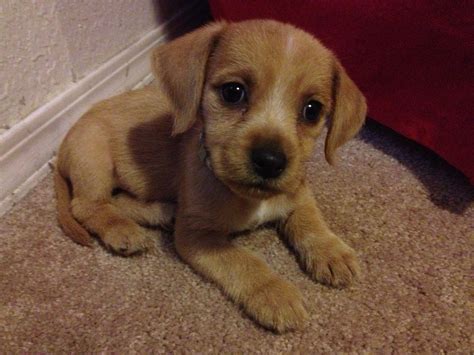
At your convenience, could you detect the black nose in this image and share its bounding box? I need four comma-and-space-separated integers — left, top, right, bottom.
251, 148, 287, 179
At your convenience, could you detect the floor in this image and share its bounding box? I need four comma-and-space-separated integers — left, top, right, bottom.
1, 120, 472, 352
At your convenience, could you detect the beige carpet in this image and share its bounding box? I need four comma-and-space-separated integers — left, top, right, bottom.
1, 120, 472, 353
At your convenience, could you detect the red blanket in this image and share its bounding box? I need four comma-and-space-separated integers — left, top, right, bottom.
209, 1, 474, 183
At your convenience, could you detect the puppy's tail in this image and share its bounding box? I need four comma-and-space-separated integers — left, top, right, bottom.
54, 168, 93, 247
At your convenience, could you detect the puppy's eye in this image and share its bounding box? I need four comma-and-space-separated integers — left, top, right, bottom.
303, 100, 323, 123
221, 82, 246, 104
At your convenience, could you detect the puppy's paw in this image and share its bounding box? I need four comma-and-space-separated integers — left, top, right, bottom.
149, 203, 175, 232
103, 224, 155, 256
305, 236, 360, 288
245, 278, 308, 333
159, 210, 175, 233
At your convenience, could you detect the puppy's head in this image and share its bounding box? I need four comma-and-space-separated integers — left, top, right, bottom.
152, 20, 367, 199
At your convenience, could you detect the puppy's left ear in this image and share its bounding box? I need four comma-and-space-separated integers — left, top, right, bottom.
325, 60, 367, 164
152, 22, 226, 136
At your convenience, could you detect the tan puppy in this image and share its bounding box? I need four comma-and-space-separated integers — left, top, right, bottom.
55, 20, 366, 332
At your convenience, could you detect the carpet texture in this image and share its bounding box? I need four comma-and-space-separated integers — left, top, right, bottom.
1, 120, 473, 353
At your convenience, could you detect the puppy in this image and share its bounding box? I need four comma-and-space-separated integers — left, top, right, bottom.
55, 20, 366, 332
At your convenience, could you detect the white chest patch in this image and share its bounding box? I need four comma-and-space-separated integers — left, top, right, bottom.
245, 197, 293, 229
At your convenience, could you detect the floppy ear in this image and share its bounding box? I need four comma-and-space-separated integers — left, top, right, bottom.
325, 60, 367, 164
151, 22, 226, 136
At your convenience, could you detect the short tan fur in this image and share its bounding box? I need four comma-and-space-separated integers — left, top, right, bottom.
55, 20, 367, 332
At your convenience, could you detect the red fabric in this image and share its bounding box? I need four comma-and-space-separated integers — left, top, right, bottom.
209, 1, 474, 183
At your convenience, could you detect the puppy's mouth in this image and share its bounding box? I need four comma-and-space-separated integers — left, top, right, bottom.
225, 179, 282, 199
207, 142, 294, 199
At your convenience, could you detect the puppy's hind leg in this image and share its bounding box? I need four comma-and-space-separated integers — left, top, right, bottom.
67, 132, 154, 255
111, 193, 175, 231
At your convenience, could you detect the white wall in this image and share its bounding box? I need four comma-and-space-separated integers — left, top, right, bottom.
0, 0, 210, 216
0, 0, 196, 134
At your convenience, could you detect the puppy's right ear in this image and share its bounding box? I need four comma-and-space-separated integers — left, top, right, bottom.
152, 22, 226, 136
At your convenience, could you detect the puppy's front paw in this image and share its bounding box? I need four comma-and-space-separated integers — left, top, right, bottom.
305, 236, 360, 288
245, 277, 308, 333
103, 224, 154, 256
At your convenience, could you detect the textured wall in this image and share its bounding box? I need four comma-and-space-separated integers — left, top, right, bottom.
0, 0, 163, 133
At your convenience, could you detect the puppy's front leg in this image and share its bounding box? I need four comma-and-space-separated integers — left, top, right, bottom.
281, 185, 360, 288
175, 219, 307, 332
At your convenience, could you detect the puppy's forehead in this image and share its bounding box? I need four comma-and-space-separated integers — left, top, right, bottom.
212, 21, 334, 84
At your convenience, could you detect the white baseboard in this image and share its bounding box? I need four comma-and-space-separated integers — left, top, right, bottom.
0, 1, 202, 217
